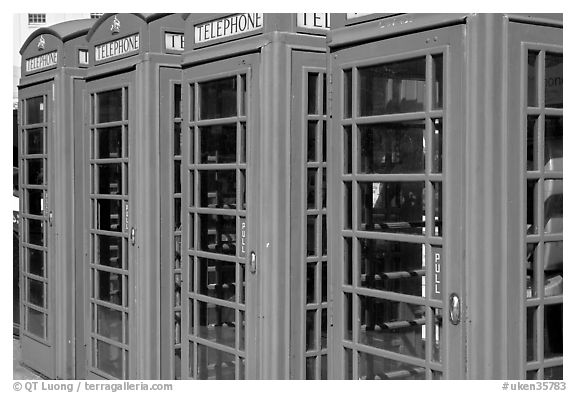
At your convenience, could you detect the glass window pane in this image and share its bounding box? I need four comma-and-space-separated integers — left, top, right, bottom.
97, 235, 123, 269
433, 182, 443, 237
27, 219, 44, 246
174, 123, 182, 156
344, 292, 352, 341
27, 189, 44, 216
96, 340, 123, 379
198, 258, 236, 302
543, 180, 562, 234
526, 306, 537, 362
543, 242, 562, 297
97, 89, 123, 123
360, 181, 425, 235
200, 124, 237, 163
97, 127, 122, 159
307, 169, 317, 209
359, 296, 426, 359
26, 96, 44, 125
306, 263, 316, 304
308, 73, 318, 115
26, 128, 44, 155
240, 75, 247, 117
543, 366, 562, 380
199, 170, 237, 209
197, 301, 236, 348
197, 344, 236, 380
544, 304, 562, 358
174, 160, 181, 194
359, 57, 426, 116
344, 126, 352, 174
28, 278, 44, 307
359, 122, 425, 174
432, 54, 443, 109
344, 182, 352, 230
526, 180, 538, 234
344, 237, 353, 286
199, 77, 237, 120
199, 214, 236, 255
527, 116, 538, 171
526, 243, 537, 298
432, 119, 443, 173
527, 51, 538, 107
27, 159, 44, 185
27, 308, 45, 339
358, 351, 425, 380
174, 84, 182, 119
306, 310, 316, 351
97, 164, 122, 195
28, 248, 44, 277
97, 270, 123, 305
307, 216, 316, 256
344, 348, 353, 379
96, 306, 123, 343
544, 117, 562, 171
97, 199, 122, 232
545, 53, 562, 109
360, 239, 425, 297
305, 356, 316, 380
308, 121, 317, 162
344, 69, 352, 119
526, 370, 538, 380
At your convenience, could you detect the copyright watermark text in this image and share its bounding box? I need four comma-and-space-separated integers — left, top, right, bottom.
13, 381, 173, 393
502, 381, 566, 391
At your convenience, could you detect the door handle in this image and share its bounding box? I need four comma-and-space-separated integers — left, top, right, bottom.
249, 251, 256, 274
130, 227, 136, 245
449, 293, 461, 325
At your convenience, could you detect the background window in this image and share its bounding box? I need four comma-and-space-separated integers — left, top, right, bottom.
28, 14, 46, 25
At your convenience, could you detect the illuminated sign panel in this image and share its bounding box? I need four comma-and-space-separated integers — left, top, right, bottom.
195, 13, 264, 44
95, 34, 140, 62
165, 33, 185, 51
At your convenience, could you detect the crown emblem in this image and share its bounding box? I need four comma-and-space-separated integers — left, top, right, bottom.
111, 15, 121, 34
38, 35, 45, 50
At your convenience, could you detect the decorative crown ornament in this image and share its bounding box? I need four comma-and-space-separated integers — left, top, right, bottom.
38, 35, 45, 51
111, 15, 121, 34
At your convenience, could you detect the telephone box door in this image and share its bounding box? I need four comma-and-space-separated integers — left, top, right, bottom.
330, 24, 466, 379
181, 53, 260, 380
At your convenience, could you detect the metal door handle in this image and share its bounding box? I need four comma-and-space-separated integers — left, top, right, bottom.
130, 227, 136, 245
449, 293, 461, 325
48, 211, 53, 226
249, 251, 256, 274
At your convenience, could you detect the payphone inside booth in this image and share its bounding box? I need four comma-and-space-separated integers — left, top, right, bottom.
180, 13, 331, 380
18, 18, 96, 379
78, 13, 184, 380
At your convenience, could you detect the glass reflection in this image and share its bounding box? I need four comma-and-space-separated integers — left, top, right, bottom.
198, 258, 236, 302
28, 278, 44, 307
359, 296, 426, 359
97, 235, 123, 269
97, 127, 122, 159
543, 242, 562, 297
27, 308, 45, 338
359, 239, 425, 296
97, 164, 122, 195
197, 301, 236, 348
97, 199, 122, 232
544, 304, 562, 358
199, 170, 237, 209
359, 57, 426, 116
543, 180, 562, 234
26, 96, 44, 125
96, 340, 123, 378
28, 248, 44, 277
97, 270, 123, 305
27, 159, 43, 185
197, 345, 236, 379
545, 53, 562, 109
199, 214, 236, 255
527, 51, 538, 107
27, 189, 44, 216
544, 117, 562, 171
199, 124, 237, 163
26, 128, 43, 154
358, 351, 426, 380
96, 306, 123, 342
359, 122, 425, 174
97, 89, 123, 123
360, 181, 425, 234
199, 77, 237, 120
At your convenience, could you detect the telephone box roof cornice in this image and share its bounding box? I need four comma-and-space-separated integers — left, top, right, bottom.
20, 18, 95, 54
86, 13, 174, 41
